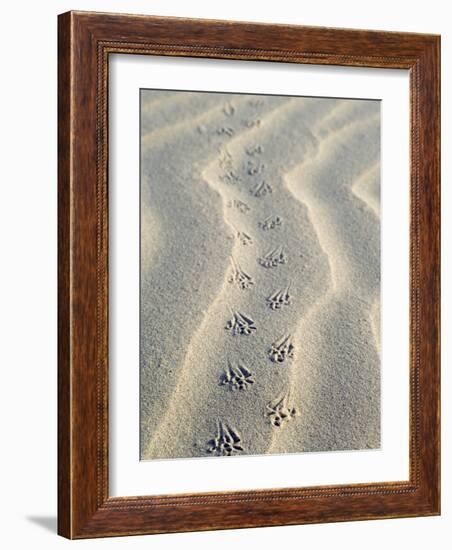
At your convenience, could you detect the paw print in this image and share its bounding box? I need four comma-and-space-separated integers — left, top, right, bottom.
248, 99, 264, 109
250, 180, 272, 198
268, 334, 294, 363
222, 103, 235, 117
266, 391, 297, 427
207, 421, 244, 456
225, 309, 257, 336
220, 361, 254, 391
247, 160, 265, 176
233, 228, 253, 246
243, 119, 262, 128
219, 148, 240, 184
259, 214, 282, 230
220, 170, 241, 184
228, 256, 254, 289
245, 144, 264, 156
226, 199, 250, 214
217, 126, 234, 136
266, 284, 291, 310
258, 246, 287, 268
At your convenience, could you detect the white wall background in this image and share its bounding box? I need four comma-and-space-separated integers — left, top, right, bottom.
0, 1, 449, 548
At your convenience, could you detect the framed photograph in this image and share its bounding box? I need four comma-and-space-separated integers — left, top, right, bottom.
58, 11, 440, 538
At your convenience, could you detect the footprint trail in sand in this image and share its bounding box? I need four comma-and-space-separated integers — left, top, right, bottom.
140, 90, 381, 460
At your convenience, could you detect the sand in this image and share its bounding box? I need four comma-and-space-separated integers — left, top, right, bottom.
139, 90, 380, 460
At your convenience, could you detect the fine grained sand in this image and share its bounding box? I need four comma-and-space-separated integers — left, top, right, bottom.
139, 90, 380, 460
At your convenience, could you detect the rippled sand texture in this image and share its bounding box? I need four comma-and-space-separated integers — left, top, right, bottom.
140, 90, 380, 460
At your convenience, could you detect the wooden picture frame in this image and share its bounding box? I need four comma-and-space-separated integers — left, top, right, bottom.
58, 10, 440, 539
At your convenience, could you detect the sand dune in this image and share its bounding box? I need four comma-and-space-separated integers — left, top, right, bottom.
140, 92, 289, 456
272, 107, 381, 453
140, 90, 381, 460
352, 162, 380, 217
141, 91, 230, 138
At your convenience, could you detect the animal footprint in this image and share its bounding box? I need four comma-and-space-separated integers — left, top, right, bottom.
234, 229, 253, 246
219, 148, 233, 168
247, 160, 265, 176
259, 214, 282, 230
258, 246, 287, 268
225, 309, 257, 336
268, 334, 294, 363
226, 199, 250, 214
267, 284, 291, 310
207, 421, 244, 456
246, 144, 264, 156
249, 99, 264, 108
266, 391, 297, 427
250, 181, 272, 198
243, 119, 262, 128
220, 361, 254, 391
221, 170, 241, 185
219, 149, 240, 184
228, 256, 254, 289
217, 126, 234, 136
223, 103, 235, 116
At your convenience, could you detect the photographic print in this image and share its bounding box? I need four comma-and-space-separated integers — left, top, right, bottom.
140, 90, 381, 460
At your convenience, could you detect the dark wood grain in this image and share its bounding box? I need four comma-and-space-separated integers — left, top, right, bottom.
58, 10, 440, 539
57, 10, 72, 539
